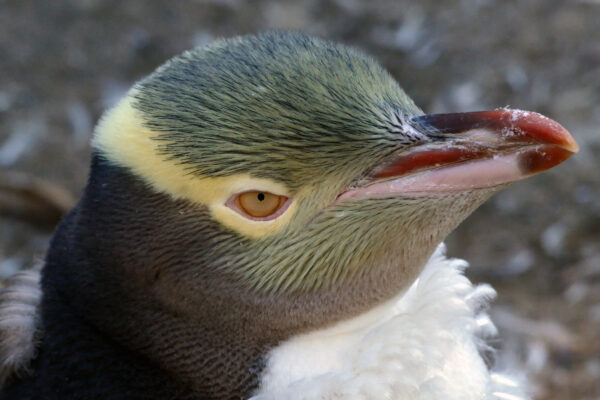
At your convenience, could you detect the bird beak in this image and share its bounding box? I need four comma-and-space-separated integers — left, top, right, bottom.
339, 109, 578, 200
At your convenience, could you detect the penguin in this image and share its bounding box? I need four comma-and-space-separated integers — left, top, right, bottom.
0, 32, 578, 400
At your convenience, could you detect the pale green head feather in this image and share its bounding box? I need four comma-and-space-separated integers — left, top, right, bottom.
132, 31, 421, 191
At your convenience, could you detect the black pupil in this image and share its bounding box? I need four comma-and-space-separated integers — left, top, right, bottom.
257, 193, 265, 202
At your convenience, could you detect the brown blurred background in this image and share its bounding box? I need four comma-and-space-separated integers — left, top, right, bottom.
0, 1, 598, 398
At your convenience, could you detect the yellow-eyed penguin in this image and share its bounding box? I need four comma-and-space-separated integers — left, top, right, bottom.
0, 32, 578, 400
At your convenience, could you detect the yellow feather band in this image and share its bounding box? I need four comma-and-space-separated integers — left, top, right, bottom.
92, 94, 297, 239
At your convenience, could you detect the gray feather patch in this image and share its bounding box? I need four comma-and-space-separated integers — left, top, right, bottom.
0, 270, 42, 385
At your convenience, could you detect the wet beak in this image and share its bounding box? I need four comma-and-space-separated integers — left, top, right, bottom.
339, 109, 578, 201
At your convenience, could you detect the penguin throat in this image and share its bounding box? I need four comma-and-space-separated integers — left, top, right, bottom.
251, 244, 529, 400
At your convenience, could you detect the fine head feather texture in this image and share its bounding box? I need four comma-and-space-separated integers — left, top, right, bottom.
93, 32, 422, 194
91, 32, 499, 296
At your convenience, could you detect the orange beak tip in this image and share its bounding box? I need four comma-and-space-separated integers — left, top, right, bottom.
350, 109, 580, 198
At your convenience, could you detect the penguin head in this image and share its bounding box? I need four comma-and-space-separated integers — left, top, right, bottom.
87, 32, 577, 331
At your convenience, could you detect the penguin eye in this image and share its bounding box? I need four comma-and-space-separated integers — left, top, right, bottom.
235, 191, 288, 219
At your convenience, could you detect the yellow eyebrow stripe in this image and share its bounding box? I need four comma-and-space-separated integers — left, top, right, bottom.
92, 94, 296, 238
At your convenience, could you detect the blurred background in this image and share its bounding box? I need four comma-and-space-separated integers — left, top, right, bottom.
0, 0, 598, 398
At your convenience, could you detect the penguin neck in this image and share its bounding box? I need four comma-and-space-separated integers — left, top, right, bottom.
40, 209, 200, 399
39, 155, 433, 399
251, 245, 515, 400
40, 156, 272, 398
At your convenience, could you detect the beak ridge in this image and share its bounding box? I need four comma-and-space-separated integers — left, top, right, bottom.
338, 109, 579, 202
410, 109, 579, 153
372, 109, 579, 180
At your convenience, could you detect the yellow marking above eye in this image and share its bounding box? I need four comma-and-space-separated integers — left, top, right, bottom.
236, 191, 288, 219
93, 94, 299, 238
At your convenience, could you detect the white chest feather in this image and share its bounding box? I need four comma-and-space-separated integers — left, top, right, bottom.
251, 244, 529, 400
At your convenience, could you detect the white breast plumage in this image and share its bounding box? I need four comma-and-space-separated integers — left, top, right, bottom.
252, 244, 529, 400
